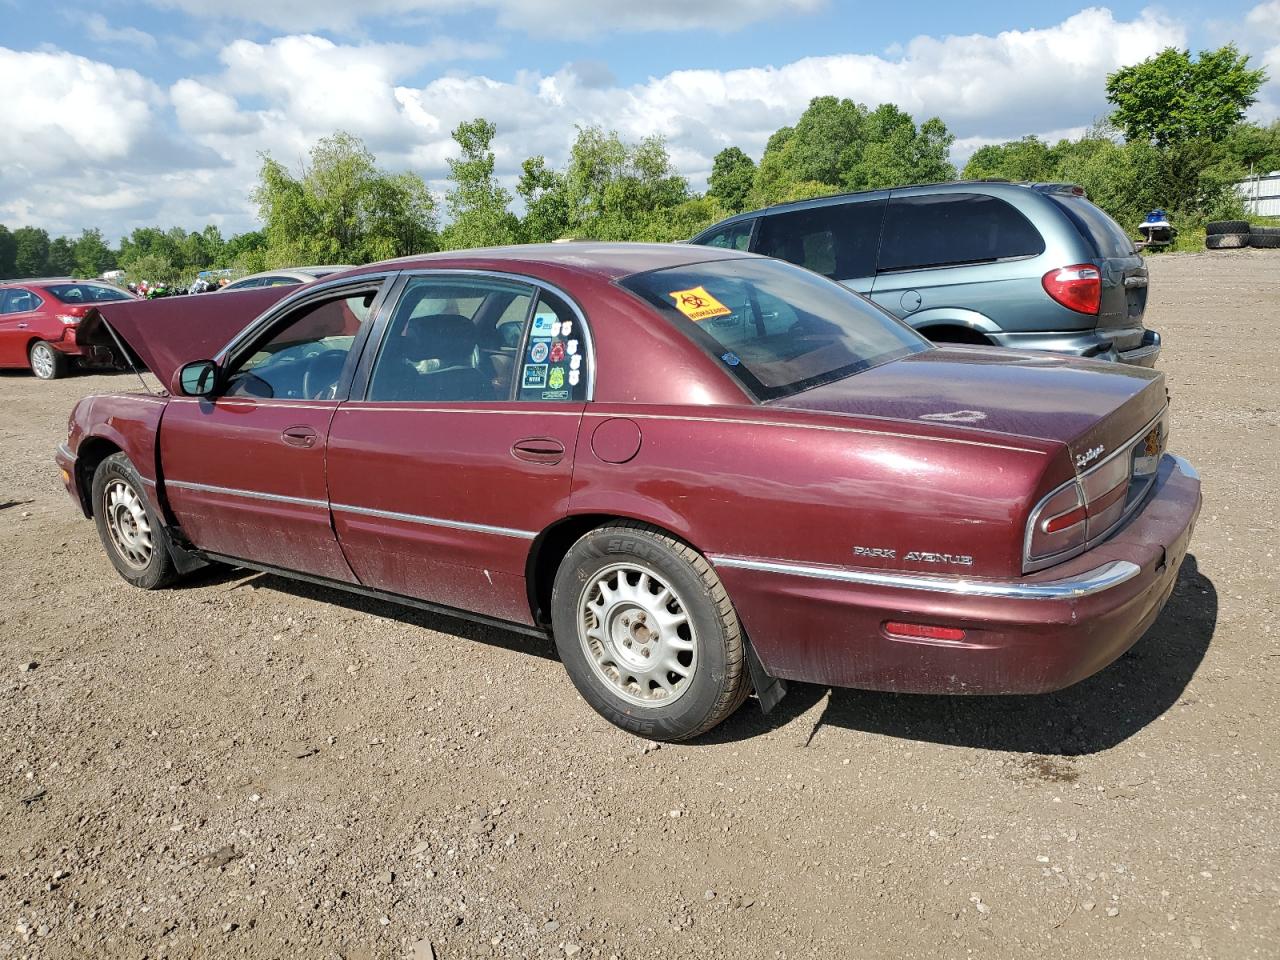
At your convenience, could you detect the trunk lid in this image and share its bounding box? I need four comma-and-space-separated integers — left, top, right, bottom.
773, 345, 1166, 471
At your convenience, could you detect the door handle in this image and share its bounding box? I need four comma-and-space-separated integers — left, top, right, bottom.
281, 425, 318, 448
17, 322, 28, 329
511, 437, 565, 464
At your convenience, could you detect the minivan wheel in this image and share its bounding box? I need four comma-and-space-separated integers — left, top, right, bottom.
29, 341, 68, 380
92, 453, 178, 590
550, 522, 748, 741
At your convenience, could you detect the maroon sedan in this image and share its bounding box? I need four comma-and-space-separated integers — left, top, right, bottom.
56, 244, 1201, 740
0, 279, 134, 379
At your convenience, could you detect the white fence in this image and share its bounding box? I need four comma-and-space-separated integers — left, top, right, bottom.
1237, 173, 1280, 217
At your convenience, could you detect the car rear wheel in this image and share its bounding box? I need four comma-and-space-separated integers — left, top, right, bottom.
550, 522, 749, 741
29, 341, 68, 380
92, 453, 177, 590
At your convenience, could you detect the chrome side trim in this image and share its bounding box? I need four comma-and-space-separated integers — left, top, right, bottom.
56, 443, 75, 461
330, 502, 537, 540
164, 479, 328, 509
709, 555, 1142, 600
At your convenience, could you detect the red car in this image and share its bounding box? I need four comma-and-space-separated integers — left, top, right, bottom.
0, 278, 135, 379
56, 244, 1201, 740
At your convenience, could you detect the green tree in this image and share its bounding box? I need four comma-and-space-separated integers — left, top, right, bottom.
845, 111, 956, 189
707, 147, 756, 213
47, 236, 76, 275
517, 156, 571, 243
1107, 44, 1267, 147
442, 118, 520, 249
73, 228, 116, 277
12, 227, 50, 277
962, 136, 1057, 182
0, 225, 15, 278
254, 131, 438, 266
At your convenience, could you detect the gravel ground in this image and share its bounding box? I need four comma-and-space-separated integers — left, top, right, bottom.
0, 250, 1276, 959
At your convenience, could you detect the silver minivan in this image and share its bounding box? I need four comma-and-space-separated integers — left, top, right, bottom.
690, 181, 1160, 366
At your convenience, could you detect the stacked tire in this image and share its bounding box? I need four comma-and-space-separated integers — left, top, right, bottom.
1205, 220, 1251, 250
1249, 225, 1280, 249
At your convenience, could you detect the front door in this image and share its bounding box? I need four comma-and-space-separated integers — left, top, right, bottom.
159, 279, 386, 581
0, 288, 43, 367
326, 273, 590, 625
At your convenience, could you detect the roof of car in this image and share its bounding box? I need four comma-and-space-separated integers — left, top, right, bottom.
699, 179, 1080, 231
342, 241, 756, 282
0, 277, 78, 286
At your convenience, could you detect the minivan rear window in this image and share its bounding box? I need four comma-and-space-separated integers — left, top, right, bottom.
878, 193, 1044, 272
1049, 195, 1136, 258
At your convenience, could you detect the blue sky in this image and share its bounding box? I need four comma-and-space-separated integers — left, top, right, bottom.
2, 1, 1278, 239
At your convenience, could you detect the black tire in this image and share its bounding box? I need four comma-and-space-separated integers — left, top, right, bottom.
550, 521, 748, 741
1250, 232, 1280, 248
1205, 219, 1250, 236
91, 453, 178, 590
1205, 233, 1251, 250
1250, 225, 1280, 238
28, 341, 68, 380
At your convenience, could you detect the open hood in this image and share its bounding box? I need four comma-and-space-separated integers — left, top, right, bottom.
78, 287, 295, 386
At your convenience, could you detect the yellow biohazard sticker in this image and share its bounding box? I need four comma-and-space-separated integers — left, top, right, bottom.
669, 286, 732, 322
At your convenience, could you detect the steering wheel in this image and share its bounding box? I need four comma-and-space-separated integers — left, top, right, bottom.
303, 349, 350, 400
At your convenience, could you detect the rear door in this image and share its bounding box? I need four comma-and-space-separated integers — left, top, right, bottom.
751, 196, 886, 294
870, 192, 1047, 330
326, 272, 590, 626
1048, 194, 1149, 350
159, 276, 389, 581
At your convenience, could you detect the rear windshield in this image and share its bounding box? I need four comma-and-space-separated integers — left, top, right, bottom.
1050, 196, 1136, 258
619, 257, 929, 401
43, 283, 133, 304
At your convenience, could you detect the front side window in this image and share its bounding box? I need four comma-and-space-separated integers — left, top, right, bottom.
878, 193, 1045, 272
754, 200, 886, 280
223, 288, 376, 400
43, 283, 133, 304
697, 219, 754, 251
620, 257, 928, 401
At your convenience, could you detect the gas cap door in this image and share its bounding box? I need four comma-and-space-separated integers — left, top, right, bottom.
900, 289, 922, 313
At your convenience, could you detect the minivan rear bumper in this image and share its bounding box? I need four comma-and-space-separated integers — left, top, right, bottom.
992, 328, 1161, 367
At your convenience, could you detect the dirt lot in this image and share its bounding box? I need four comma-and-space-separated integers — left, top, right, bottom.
1, 250, 1277, 960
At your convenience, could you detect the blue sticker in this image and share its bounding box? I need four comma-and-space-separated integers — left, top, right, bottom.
721, 352, 740, 366
522, 364, 548, 389
530, 313, 557, 338
529, 340, 549, 363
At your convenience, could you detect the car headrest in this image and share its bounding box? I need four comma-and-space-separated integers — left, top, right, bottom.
400, 313, 476, 368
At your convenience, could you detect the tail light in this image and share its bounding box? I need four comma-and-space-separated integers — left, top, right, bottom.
56, 314, 81, 326
1042, 264, 1101, 315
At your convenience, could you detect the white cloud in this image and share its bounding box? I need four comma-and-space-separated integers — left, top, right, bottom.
0, 7, 1190, 240
1244, 1, 1280, 121
146, 0, 823, 35
83, 13, 158, 50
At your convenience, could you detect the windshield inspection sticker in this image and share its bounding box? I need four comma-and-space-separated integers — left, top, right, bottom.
523, 364, 548, 389
670, 286, 732, 322
529, 340, 550, 363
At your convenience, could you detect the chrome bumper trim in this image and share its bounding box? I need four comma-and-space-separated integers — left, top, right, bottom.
56, 443, 75, 462
709, 556, 1142, 600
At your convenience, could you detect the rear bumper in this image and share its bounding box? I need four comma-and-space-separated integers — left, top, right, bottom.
713, 453, 1200, 694
992, 328, 1161, 367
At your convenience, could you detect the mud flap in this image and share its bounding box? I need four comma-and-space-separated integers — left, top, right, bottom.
745, 636, 787, 714
163, 528, 210, 575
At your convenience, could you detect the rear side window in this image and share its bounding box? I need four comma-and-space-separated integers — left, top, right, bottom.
878, 193, 1044, 272
697, 219, 754, 250
1050, 196, 1136, 258
43, 283, 133, 304
754, 200, 885, 279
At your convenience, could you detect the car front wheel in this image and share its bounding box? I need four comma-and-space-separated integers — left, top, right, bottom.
92, 453, 177, 589
29, 341, 68, 380
550, 521, 749, 741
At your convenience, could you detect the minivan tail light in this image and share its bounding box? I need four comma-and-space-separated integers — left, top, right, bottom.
1042, 264, 1101, 315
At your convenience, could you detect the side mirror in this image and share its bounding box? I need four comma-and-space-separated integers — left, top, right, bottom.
173, 359, 219, 397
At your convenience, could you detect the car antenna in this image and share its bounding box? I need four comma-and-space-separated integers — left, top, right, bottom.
100, 316, 164, 397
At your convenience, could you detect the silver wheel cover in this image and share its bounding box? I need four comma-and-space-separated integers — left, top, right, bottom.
30, 344, 54, 379
103, 479, 154, 570
578, 562, 698, 707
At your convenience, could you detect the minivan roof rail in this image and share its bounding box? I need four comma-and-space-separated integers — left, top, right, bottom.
740, 179, 1059, 217
1027, 182, 1088, 198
